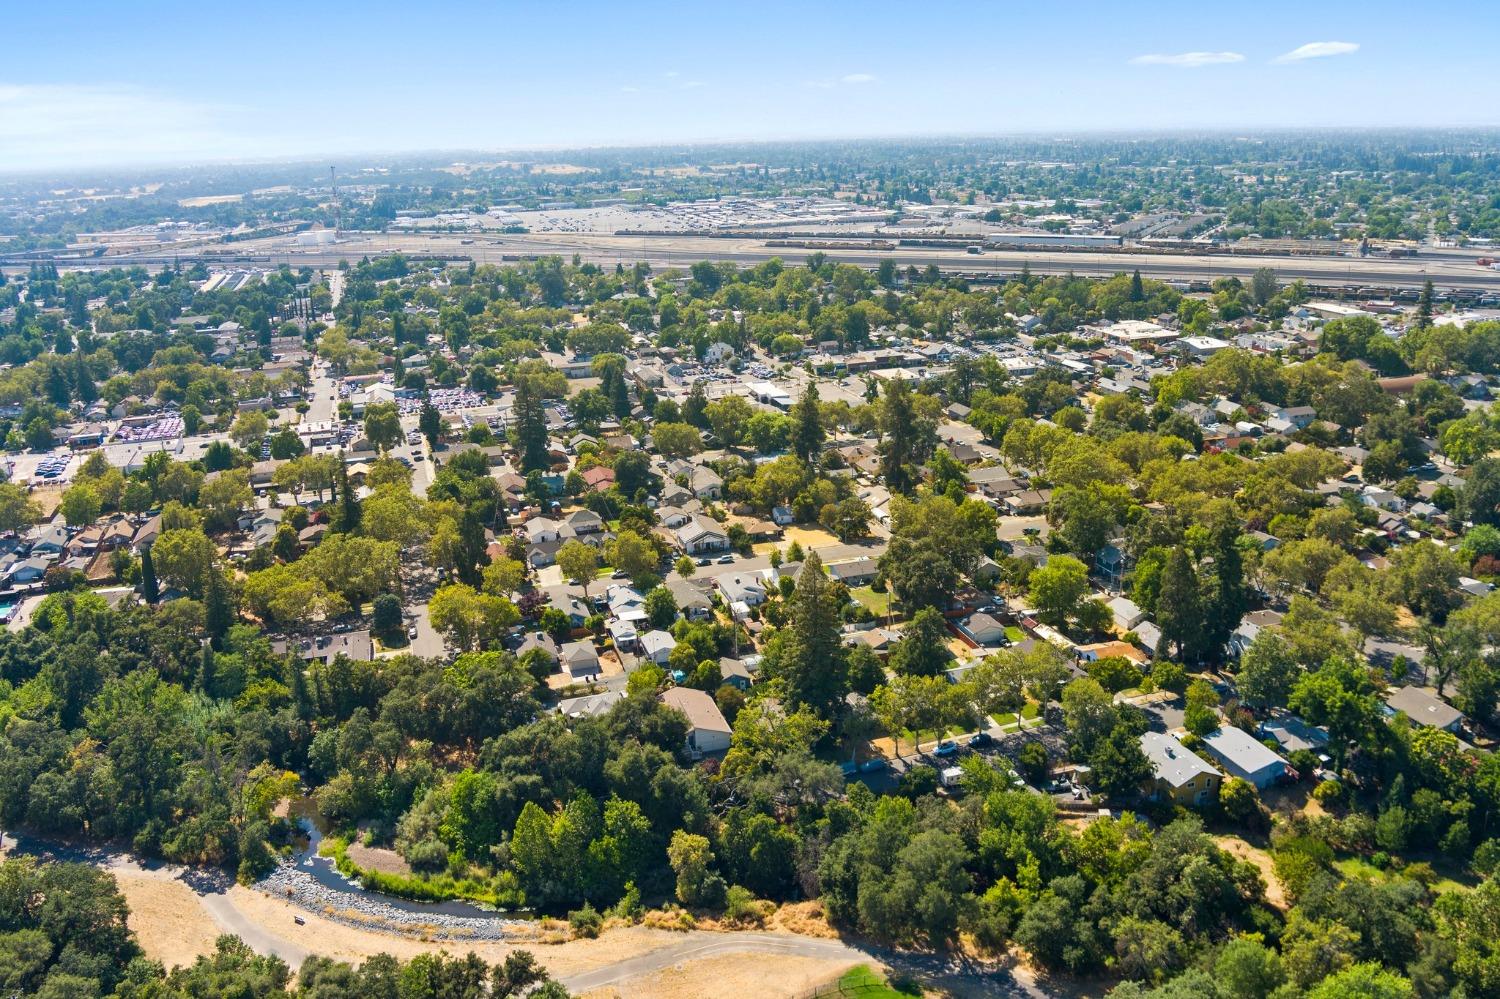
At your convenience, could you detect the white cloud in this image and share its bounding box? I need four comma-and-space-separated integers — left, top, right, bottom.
1273, 41, 1360, 63
841, 73, 877, 84
681, 80, 705, 90
663, 70, 680, 78
620, 86, 641, 93
1130, 51, 1245, 68
0, 82, 264, 170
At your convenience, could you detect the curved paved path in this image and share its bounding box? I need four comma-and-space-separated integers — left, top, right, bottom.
3, 828, 1048, 997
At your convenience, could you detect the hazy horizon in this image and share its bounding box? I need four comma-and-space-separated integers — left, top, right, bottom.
6, 0, 1498, 173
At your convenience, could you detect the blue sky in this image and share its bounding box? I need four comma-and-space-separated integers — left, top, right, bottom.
3, 0, 1496, 171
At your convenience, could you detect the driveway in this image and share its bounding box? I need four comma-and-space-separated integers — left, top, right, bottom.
376, 602, 445, 659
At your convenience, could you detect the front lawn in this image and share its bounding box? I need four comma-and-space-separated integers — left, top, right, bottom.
831, 965, 921, 998
851, 586, 892, 617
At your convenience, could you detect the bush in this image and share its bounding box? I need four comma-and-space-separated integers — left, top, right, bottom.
1312, 780, 1345, 806
609, 882, 644, 923
1017, 741, 1049, 784
723, 885, 767, 926
899, 765, 938, 800
1472, 838, 1500, 875
1288, 749, 1320, 777
569, 903, 603, 938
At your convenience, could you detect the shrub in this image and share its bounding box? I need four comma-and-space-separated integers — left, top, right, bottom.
723, 885, 767, 926
1473, 838, 1500, 876
609, 882, 644, 923
1312, 780, 1345, 806
569, 903, 603, 938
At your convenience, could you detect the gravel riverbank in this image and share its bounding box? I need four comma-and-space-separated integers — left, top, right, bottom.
257, 862, 530, 942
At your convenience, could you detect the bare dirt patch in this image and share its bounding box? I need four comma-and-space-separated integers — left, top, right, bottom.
111, 869, 224, 971
1215, 835, 1286, 910
344, 842, 411, 877
579, 952, 860, 999
781, 526, 841, 552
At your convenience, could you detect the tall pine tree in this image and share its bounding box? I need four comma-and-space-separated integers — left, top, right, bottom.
1156, 547, 1201, 663
764, 553, 849, 719
791, 382, 825, 465
139, 543, 159, 604
513, 377, 550, 473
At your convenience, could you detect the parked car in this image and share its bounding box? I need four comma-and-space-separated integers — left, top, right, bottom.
860, 758, 890, 773
932, 740, 959, 758
969, 732, 996, 749
716, 554, 735, 564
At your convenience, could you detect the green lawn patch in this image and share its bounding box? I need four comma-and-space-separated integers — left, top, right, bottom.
828, 965, 922, 998
851, 586, 891, 616
1020, 702, 1040, 719
1335, 855, 1473, 895
1004, 625, 1025, 642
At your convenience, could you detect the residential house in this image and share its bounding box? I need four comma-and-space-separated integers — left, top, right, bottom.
1201, 726, 1290, 789
827, 559, 878, 587
516, 631, 560, 666
566, 509, 606, 536
1385, 685, 1464, 733
1095, 542, 1133, 590
717, 573, 767, 608
689, 466, 723, 501
960, 612, 1008, 647
660, 687, 732, 756
1259, 714, 1329, 755
1140, 731, 1222, 807
666, 577, 714, 620
272, 631, 375, 665
676, 516, 730, 554
1106, 596, 1145, 631
640, 630, 677, 666
719, 657, 757, 690
580, 466, 615, 492
557, 690, 625, 719
30, 525, 70, 555
1003, 490, 1051, 515
560, 640, 600, 679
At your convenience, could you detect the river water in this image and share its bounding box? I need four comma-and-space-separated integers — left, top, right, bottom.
287, 806, 502, 920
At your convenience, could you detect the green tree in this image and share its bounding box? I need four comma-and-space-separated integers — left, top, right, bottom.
428, 583, 520, 652
362, 401, 402, 453
889, 607, 951, 677
790, 382, 825, 464
763, 552, 848, 719
58, 482, 101, 527
1156, 547, 1201, 662
0, 482, 42, 532
229, 410, 270, 450
556, 539, 600, 598
513, 376, 551, 472
1028, 555, 1089, 629
667, 830, 721, 907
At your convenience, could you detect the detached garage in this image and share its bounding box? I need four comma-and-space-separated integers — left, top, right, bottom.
1202, 725, 1289, 789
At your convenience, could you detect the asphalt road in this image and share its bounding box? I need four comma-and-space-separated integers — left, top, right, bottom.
25, 230, 1500, 294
